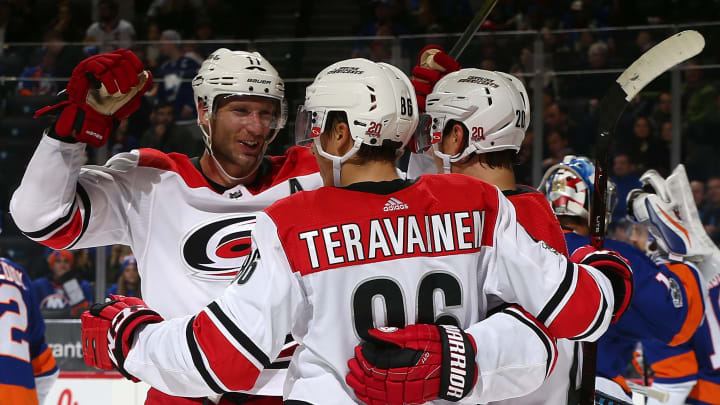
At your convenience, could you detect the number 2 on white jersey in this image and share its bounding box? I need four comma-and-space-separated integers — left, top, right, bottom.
0, 284, 30, 362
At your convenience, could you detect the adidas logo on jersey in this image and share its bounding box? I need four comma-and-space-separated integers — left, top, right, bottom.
384, 197, 408, 212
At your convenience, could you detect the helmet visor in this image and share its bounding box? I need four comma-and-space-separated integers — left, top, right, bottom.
213, 94, 287, 133
294, 105, 326, 146
410, 113, 445, 153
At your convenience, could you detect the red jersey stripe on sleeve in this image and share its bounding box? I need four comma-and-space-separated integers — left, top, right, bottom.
546, 264, 606, 339
40, 210, 83, 249
192, 311, 263, 392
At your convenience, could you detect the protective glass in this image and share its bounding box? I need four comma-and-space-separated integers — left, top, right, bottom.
294, 105, 327, 146
410, 113, 445, 153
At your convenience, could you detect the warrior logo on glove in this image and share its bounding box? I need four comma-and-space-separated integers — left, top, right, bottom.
347, 323, 477, 404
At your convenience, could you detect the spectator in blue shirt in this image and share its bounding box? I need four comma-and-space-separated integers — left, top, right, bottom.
32, 250, 93, 317
156, 29, 201, 120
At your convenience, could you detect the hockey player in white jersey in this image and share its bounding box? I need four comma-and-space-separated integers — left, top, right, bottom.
408, 52, 582, 404
80, 58, 633, 404
10, 49, 322, 404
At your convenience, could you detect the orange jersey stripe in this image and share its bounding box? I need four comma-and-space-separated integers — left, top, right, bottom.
0, 383, 38, 405
31, 347, 56, 377
689, 379, 720, 405
666, 263, 704, 346
650, 351, 698, 379
612, 375, 631, 394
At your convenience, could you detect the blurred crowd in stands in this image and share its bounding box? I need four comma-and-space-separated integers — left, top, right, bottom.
1, 0, 720, 310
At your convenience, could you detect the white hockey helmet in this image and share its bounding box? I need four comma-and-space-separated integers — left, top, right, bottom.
626, 167, 713, 260
295, 58, 419, 186
412, 68, 530, 173
538, 155, 617, 223
192, 48, 287, 149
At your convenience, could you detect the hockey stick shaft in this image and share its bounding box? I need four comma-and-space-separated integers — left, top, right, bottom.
447, 0, 499, 59
580, 30, 705, 405
399, 0, 498, 174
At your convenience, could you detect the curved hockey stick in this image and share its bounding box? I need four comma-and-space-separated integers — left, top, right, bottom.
581, 30, 705, 405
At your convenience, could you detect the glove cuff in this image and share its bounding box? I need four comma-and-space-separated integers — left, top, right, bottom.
111, 308, 163, 381
438, 324, 477, 401
43, 102, 116, 147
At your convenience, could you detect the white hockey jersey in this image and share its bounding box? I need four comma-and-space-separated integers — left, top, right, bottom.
123, 175, 615, 403
10, 136, 323, 395
11, 136, 322, 318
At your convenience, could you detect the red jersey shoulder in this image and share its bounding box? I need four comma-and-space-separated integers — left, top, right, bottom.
264, 177, 498, 275
266, 174, 500, 226
136, 148, 211, 190
246, 146, 319, 195
506, 187, 569, 256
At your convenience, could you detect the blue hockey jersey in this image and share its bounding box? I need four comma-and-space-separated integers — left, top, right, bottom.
564, 232, 705, 388
0, 258, 58, 405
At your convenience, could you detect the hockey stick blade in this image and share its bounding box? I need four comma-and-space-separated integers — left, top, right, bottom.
598, 30, 705, 134
626, 381, 670, 403
581, 30, 705, 405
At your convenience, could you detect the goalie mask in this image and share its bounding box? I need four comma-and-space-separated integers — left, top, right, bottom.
626, 166, 714, 260
192, 48, 287, 181
412, 69, 529, 173
295, 58, 419, 186
539, 155, 617, 223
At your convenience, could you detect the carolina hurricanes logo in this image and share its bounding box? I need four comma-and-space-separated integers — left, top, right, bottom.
181, 215, 257, 280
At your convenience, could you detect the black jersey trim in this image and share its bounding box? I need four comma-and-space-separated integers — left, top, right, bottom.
67, 183, 91, 249
503, 307, 554, 376
537, 260, 574, 324
186, 317, 225, 394
342, 178, 418, 195
284, 401, 314, 405
501, 184, 539, 197
267, 360, 291, 369
207, 301, 271, 367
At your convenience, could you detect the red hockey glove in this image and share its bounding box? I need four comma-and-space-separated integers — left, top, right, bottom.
411, 45, 461, 112
571, 245, 634, 323
346, 324, 477, 404
81, 295, 163, 380
35, 49, 152, 147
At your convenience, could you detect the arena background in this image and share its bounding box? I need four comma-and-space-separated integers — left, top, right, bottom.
1, 1, 719, 403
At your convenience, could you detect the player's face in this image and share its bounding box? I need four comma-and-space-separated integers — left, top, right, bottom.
629, 224, 650, 252
210, 96, 276, 178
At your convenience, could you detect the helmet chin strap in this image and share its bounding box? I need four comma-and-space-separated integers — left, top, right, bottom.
431, 146, 454, 174
199, 117, 266, 184
313, 137, 363, 187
